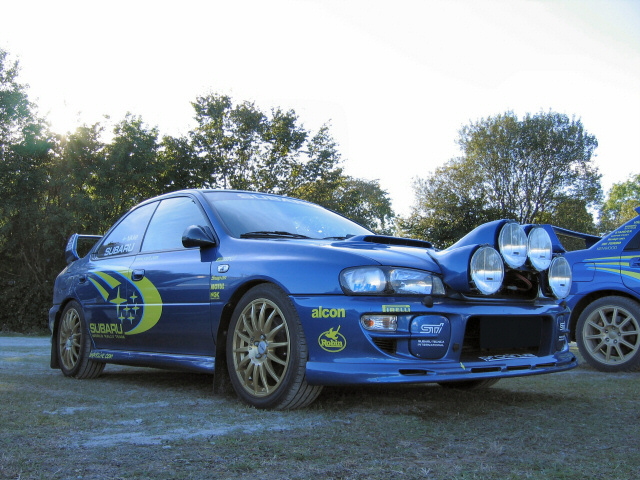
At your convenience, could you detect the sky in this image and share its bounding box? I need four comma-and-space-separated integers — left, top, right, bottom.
1, 0, 639, 216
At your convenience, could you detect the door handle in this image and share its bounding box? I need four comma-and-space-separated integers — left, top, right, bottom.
630, 257, 640, 267
131, 269, 145, 281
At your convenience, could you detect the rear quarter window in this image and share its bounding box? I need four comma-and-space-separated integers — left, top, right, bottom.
96, 202, 158, 258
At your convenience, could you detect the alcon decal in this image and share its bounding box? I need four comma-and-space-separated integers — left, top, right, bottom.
318, 326, 346, 352
88, 269, 163, 336
312, 307, 346, 319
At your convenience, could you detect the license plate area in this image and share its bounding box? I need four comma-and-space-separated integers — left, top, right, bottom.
462, 315, 550, 358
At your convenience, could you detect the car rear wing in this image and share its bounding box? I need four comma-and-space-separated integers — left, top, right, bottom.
65, 234, 103, 264
548, 226, 602, 252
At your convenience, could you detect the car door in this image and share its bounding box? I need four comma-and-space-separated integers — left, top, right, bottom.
125, 195, 216, 355
75, 201, 158, 350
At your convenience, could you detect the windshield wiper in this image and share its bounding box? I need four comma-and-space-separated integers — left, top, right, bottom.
240, 231, 311, 239
322, 234, 356, 240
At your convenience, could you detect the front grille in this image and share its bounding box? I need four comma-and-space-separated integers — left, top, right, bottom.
462, 315, 551, 357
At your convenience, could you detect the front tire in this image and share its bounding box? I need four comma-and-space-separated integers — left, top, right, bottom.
226, 284, 322, 409
576, 296, 640, 372
57, 301, 105, 379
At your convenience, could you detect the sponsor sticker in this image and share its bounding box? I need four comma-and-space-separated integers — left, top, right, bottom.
89, 352, 114, 360
88, 269, 163, 336
312, 307, 345, 319
420, 322, 444, 334
382, 305, 411, 313
318, 326, 346, 352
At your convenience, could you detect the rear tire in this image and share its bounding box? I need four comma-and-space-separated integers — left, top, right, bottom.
57, 301, 105, 379
226, 284, 322, 409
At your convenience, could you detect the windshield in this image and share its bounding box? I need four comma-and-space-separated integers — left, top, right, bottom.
203, 191, 372, 239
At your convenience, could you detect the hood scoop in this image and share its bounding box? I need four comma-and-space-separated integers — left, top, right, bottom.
361, 235, 433, 249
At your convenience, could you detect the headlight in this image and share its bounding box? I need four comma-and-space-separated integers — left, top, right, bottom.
340, 267, 386, 294
470, 246, 504, 295
548, 256, 572, 299
340, 267, 445, 296
528, 227, 552, 271
498, 222, 528, 268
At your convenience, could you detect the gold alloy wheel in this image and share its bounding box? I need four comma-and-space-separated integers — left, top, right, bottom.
582, 304, 640, 366
59, 306, 82, 371
231, 298, 291, 397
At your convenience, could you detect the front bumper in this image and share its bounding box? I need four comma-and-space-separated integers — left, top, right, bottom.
291, 294, 577, 385
304, 350, 577, 385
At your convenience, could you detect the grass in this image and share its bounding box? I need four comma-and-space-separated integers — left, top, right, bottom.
1, 336, 639, 480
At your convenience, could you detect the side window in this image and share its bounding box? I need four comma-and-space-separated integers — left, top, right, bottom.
96, 202, 158, 258
141, 197, 209, 252
624, 229, 640, 251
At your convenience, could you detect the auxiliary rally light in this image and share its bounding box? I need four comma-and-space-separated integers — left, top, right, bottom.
361, 315, 397, 332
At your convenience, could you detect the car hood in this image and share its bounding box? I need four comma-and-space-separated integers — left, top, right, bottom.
327, 235, 441, 273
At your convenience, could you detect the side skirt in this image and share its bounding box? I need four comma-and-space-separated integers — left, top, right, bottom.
88, 349, 215, 374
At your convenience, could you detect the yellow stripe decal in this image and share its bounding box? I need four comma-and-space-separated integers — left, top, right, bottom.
88, 278, 110, 302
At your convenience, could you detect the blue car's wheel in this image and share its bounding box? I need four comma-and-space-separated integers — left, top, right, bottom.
576, 296, 640, 372
226, 284, 322, 409
57, 301, 105, 379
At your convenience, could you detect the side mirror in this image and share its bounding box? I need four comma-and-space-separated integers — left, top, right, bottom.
182, 225, 217, 248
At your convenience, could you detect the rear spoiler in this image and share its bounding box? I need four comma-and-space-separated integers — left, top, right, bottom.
65, 234, 103, 264
547, 206, 640, 252
549, 226, 602, 250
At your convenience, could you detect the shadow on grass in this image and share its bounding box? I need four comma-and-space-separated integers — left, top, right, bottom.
96, 367, 214, 395
90, 364, 579, 414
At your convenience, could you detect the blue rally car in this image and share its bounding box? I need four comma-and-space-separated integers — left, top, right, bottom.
552, 207, 640, 372
50, 190, 577, 409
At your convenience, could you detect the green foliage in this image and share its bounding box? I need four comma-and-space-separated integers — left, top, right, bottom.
96, 115, 162, 222
402, 111, 602, 247
299, 176, 395, 235
0, 50, 32, 146
0, 51, 394, 332
0, 49, 56, 332
599, 172, 640, 234
399, 158, 498, 248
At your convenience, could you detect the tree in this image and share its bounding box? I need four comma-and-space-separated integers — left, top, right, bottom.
188, 93, 328, 195
183, 94, 395, 232
0, 49, 32, 148
0, 49, 56, 331
93, 114, 161, 224
328, 177, 395, 234
599, 173, 640, 234
402, 111, 602, 247
399, 159, 498, 248
190, 94, 265, 189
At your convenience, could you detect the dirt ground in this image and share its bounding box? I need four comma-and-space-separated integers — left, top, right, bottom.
1, 336, 639, 480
